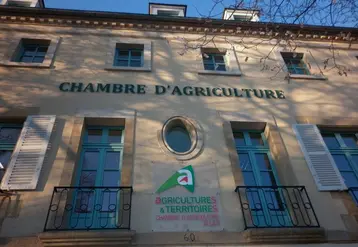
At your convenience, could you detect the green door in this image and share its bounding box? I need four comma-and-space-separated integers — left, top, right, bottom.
234, 131, 290, 227
70, 127, 124, 229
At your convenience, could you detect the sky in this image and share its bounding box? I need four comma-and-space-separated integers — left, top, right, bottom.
44, 0, 230, 18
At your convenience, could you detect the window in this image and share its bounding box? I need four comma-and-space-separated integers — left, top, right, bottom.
281, 52, 310, 75
14, 39, 50, 63
165, 125, 192, 153
321, 131, 358, 205
157, 10, 180, 16
114, 44, 144, 67
6, 0, 32, 7
72, 126, 124, 228
0, 124, 22, 181
202, 52, 227, 71
234, 131, 289, 227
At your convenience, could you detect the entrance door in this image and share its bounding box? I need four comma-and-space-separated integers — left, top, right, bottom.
70, 127, 124, 230
234, 131, 290, 227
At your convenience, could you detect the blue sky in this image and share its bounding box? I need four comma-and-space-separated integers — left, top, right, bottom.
45, 0, 230, 18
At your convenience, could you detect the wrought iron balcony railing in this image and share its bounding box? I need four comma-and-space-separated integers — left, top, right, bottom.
44, 186, 133, 231
235, 186, 320, 229
348, 187, 358, 206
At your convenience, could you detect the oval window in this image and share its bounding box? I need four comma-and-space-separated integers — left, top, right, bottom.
165, 122, 192, 153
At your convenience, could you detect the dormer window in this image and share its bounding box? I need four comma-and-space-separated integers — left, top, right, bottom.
149, 3, 187, 17
223, 8, 259, 21
2, 0, 44, 8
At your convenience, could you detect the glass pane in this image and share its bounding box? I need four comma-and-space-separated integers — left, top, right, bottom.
0, 150, 12, 169
118, 50, 129, 56
36, 51, 47, 57
341, 134, 358, 148
202, 54, 212, 61
233, 132, 245, 146
243, 171, 256, 186
165, 126, 192, 153
341, 172, 358, 187
33, 56, 44, 63
115, 60, 128, 66
351, 154, 358, 167
38, 46, 48, 53
130, 60, 142, 67
82, 151, 100, 170
322, 134, 340, 148
204, 64, 215, 70
131, 50, 142, 59
23, 46, 36, 52
79, 171, 97, 186
101, 191, 118, 212
75, 191, 94, 213
216, 64, 226, 71
260, 171, 277, 186
250, 133, 264, 146
255, 153, 272, 170
214, 55, 225, 63
87, 129, 102, 143
0, 127, 21, 143
102, 171, 120, 186
238, 153, 252, 170
332, 154, 352, 171
108, 129, 122, 143
104, 152, 121, 170
20, 56, 33, 62
23, 50, 35, 56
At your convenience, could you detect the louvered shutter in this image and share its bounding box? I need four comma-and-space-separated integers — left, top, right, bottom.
293, 124, 346, 191
0, 115, 55, 190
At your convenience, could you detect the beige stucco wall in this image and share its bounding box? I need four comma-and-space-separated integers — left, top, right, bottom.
0, 22, 357, 245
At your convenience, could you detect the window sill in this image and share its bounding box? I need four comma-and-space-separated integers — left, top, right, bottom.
198, 70, 242, 76
104, 66, 151, 72
0, 61, 51, 68
288, 74, 327, 80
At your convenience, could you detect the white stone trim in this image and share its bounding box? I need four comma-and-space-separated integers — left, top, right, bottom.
105, 39, 152, 72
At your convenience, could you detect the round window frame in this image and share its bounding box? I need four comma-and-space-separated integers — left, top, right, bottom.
158, 116, 204, 160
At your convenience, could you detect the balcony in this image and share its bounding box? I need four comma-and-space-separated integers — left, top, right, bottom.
235, 186, 320, 229
44, 186, 133, 231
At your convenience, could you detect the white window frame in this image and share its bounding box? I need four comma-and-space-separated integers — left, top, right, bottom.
149, 4, 186, 17
105, 39, 152, 72
223, 9, 259, 21
198, 47, 242, 76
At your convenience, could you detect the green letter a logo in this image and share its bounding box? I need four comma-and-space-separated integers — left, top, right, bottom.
156, 165, 195, 193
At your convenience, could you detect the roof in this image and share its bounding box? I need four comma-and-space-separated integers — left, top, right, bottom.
0, 6, 356, 43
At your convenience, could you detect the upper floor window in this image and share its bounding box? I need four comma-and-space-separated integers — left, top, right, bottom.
6, 0, 31, 7
149, 3, 186, 17
281, 52, 310, 75
14, 38, 50, 63
321, 131, 358, 205
114, 44, 144, 67
202, 52, 227, 71
223, 9, 260, 21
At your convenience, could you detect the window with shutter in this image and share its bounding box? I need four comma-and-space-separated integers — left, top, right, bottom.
0, 115, 55, 190
292, 124, 346, 191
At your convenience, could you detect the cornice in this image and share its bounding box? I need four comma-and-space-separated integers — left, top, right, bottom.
0, 6, 357, 43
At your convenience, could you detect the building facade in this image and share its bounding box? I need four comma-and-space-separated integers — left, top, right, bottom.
0, 1, 358, 246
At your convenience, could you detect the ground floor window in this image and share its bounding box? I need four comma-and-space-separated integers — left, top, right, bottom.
321, 131, 358, 205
